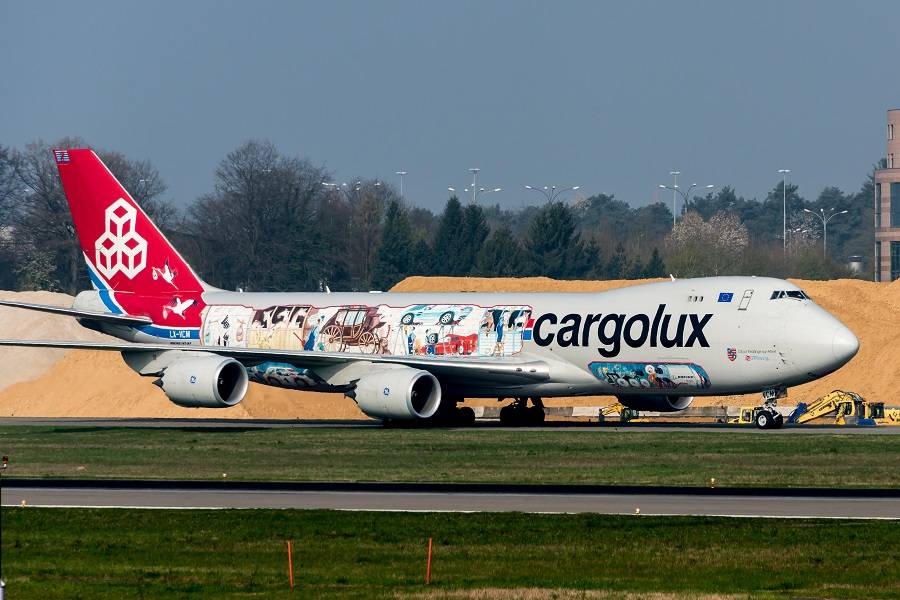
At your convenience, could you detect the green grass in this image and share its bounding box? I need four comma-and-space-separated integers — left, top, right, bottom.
2, 508, 898, 599
0, 425, 898, 488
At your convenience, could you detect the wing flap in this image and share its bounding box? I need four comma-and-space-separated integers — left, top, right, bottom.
0, 339, 551, 383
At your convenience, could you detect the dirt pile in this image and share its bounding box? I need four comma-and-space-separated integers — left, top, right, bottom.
0, 276, 895, 418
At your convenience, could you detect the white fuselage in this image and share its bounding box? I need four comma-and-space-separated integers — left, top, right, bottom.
88, 276, 858, 399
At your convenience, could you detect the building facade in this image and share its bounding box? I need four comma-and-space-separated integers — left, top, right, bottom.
875, 109, 900, 282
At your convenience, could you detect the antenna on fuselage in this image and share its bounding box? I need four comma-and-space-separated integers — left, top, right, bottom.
669, 274, 676, 281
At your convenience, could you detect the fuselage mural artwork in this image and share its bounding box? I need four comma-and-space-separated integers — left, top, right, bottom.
202, 303, 533, 359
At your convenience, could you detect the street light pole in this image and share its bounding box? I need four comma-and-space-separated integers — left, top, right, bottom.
669, 171, 680, 228
468, 168, 480, 205
804, 207, 849, 257
524, 185, 581, 204
396, 170, 407, 200
779, 169, 791, 253
658, 181, 715, 229
466, 186, 502, 204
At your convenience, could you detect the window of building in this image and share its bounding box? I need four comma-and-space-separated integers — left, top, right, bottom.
876, 242, 882, 282
890, 123, 895, 141
892, 183, 900, 227
892, 241, 900, 282
876, 183, 882, 228
891, 154, 895, 169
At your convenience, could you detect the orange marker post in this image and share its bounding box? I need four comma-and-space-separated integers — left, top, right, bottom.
286, 540, 295, 591
425, 537, 433, 584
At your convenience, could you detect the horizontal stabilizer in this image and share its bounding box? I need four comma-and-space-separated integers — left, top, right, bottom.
0, 300, 153, 326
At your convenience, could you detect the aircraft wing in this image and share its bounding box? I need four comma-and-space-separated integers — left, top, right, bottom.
0, 301, 153, 327
0, 339, 551, 384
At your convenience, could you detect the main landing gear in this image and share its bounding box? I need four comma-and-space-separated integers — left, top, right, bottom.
755, 387, 786, 429
499, 397, 545, 427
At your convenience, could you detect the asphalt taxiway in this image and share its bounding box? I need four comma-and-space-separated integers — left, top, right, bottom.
1, 417, 898, 434
2, 481, 898, 518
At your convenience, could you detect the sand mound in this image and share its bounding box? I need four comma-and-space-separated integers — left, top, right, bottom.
0, 276, 895, 418
0, 291, 118, 392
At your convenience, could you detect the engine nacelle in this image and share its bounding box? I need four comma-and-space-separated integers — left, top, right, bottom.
156, 356, 249, 408
351, 367, 441, 421
618, 395, 693, 412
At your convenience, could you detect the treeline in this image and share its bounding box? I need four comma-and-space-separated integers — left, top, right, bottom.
0, 139, 877, 295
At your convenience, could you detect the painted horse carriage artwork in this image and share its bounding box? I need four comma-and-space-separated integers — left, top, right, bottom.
320, 305, 387, 353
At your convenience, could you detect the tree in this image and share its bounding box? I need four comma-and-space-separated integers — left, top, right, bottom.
605, 243, 628, 279
8, 139, 173, 294
666, 211, 749, 277
371, 199, 414, 290
524, 202, 588, 278
188, 140, 331, 291
347, 179, 390, 289
431, 196, 464, 275
459, 203, 490, 275
474, 226, 524, 277
644, 247, 666, 278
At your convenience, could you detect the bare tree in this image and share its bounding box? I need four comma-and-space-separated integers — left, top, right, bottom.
9, 139, 172, 293
667, 211, 749, 277
188, 140, 332, 292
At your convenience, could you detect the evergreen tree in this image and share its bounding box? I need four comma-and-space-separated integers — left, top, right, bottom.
605, 243, 628, 279
411, 237, 433, 277
459, 203, 490, 274
474, 226, 525, 276
371, 200, 414, 290
431, 196, 465, 274
524, 202, 588, 278
644, 247, 666, 278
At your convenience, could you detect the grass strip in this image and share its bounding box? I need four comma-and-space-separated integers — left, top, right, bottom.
2, 508, 898, 599
1, 426, 898, 488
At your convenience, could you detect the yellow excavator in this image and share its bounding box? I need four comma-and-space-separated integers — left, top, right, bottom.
787, 390, 900, 426
598, 402, 641, 424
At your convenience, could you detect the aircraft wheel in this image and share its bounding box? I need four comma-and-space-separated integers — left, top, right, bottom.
755, 410, 772, 430
772, 413, 784, 429
527, 406, 545, 425
457, 406, 476, 427
499, 405, 516, 426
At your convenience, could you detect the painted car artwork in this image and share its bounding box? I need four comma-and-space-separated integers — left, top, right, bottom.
589, 362, 712, 390
246, 361, 324, 389
200, 303, 533, 358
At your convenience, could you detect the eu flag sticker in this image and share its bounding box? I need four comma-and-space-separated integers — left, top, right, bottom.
718, 292, 734, 303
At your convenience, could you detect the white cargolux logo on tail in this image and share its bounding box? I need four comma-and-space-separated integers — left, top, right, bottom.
95, 198, 147, 279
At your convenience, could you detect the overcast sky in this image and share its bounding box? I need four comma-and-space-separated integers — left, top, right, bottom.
2, 1, 898, 211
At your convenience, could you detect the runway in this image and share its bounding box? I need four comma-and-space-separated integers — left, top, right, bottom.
3, 481, 898, 518
1, 417, 898, 434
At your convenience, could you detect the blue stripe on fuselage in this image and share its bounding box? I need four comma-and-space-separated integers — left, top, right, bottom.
86, 263, 199, 341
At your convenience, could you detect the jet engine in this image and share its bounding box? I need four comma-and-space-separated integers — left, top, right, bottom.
156, 355, 249, 408
618, 395, 693, 412
351, 366, 442, 421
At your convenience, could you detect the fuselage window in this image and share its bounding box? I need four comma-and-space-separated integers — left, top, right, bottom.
786, 291, 805, 300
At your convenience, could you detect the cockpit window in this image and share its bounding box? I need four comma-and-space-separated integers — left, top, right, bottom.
770, 290, 811, 300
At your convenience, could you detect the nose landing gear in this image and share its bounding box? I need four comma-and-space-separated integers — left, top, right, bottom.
756, 386, 787, 429
499, 397, 545, 426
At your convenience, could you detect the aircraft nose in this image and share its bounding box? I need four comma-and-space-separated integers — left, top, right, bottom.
832, 325, 859, 364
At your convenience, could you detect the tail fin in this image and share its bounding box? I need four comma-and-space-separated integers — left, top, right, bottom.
54, 148, 207, 338
54, 148, 207, 295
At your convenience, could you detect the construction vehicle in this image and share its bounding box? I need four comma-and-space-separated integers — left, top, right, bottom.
598, 402, 641, 424
788, 390, 900, 426
728, 405, 785, 429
